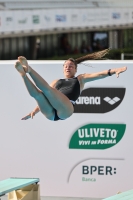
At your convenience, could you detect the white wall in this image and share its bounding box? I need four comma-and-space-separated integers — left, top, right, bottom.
0, 60, 132, 199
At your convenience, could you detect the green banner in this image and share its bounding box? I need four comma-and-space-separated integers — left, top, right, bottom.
69, 124, 126, 149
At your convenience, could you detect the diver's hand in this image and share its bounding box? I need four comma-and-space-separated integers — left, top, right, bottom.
21, 111, 35, 120
115, 66, 127, 78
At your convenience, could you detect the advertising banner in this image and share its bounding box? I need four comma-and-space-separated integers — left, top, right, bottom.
14, 10, 24, 31
1, 8, 133, 34
0, 11, 4, 32
31, 9, 43, 31
54, 9, 67, 28
42, 9, 56, 29
0, 60, 132, 199
3, 10, 14, 32
22, 10, 32, 31
100, 9, 111, 26
111, 8, 122, 25
67, 9, 81, 28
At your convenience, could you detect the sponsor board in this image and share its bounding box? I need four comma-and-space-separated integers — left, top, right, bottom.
69, 123, 126, 149
71, 14, 78, 22
18, 18, 27, 24
6, 17, 13, 23
55, 15, 66, 22
68, 158, 124, 183
112, 12, 121, 19
32, 15, 40, 24
74, 88, 125, 113
0, 60, 131, 198
124, 12, 129, 20
44, 15, 51, 22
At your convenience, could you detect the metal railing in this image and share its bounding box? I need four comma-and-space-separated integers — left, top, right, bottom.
121, 53, 133, 60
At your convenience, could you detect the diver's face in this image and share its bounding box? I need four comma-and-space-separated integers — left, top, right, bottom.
63, 60, 77, 78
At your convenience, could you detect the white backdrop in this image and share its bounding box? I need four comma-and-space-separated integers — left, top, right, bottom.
0, 60, 132, 199
0, 8, 133, 33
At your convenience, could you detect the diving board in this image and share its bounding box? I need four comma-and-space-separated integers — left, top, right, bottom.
0, 178, 39, 197
103, 189, 133, 200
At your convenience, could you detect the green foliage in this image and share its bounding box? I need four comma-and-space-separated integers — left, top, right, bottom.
106, 48, 133, 60
39, 48, 133, 60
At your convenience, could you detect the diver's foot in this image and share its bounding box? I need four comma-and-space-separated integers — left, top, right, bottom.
15, 61, 26, 77
18, 56, 31, 73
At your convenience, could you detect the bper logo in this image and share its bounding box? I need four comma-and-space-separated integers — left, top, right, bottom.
67, 158, 124, 183
82, 165, 116, 175
74, 88, 125, 113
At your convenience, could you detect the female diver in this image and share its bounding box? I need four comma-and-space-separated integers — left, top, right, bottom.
15, 49, 127, 121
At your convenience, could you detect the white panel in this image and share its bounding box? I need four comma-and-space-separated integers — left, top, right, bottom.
42, 9, 56, 29
13, 10, 32, 32
21, 10, 32, 31
3, 11, 14, 32
0, 8, 133, 34
100, 8, 111, 26
0, 11, 5, 32
0, 60, 132, 199
54, 9, 67, 28
13, 10, 24, 31
31, 9, 43, 30
110, 8, 123, 25
67, 9, 81, 28
80, 9, 91, 27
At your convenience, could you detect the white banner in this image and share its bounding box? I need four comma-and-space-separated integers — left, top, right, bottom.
31, 9, 43, 30
42, 9, 56, 29
0, 60, 132, 199
1, 8, 133, 34
14, 10, 23, 31
21, 10, 32, 31
3, 11, 14, 32
0, 11, 4, 32
67, 9, 81, 28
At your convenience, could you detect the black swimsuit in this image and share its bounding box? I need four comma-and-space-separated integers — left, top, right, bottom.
54, 77, 80, 121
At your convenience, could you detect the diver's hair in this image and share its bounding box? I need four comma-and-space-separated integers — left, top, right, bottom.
75, 48, 110, 64
65, 48, 110, 68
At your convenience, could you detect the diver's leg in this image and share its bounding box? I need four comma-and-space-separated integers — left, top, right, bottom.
18, 57, 74, 119
15, 61, 55, 120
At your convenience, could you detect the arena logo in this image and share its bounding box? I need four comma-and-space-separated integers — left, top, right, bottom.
74, 88, 126, 113
69, 123, 126, 149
